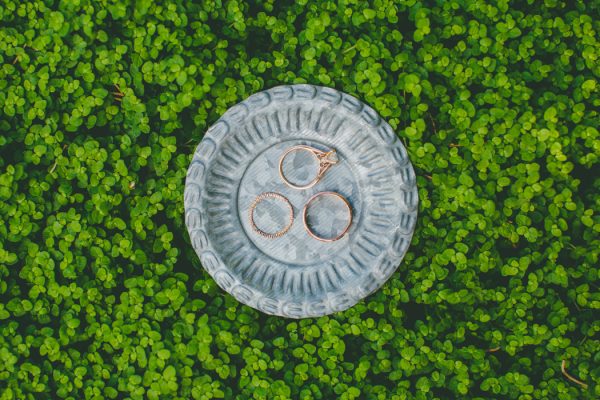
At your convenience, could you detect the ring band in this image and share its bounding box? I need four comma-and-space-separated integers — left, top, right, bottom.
279, 145, 338, 190
249, 192, 294, 239
303, 191, 352, 242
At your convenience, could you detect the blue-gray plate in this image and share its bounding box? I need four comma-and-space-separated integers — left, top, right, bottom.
184, 85, 418, 318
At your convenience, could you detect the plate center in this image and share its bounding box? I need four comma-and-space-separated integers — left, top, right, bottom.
237, 139, 362, 266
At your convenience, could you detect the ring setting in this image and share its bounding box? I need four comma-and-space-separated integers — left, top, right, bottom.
279, 145, 339, 190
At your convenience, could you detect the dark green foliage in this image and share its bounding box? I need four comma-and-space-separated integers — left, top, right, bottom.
0, 0, 599, 399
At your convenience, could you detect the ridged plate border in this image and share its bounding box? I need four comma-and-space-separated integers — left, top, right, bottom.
184, 85, 418, 318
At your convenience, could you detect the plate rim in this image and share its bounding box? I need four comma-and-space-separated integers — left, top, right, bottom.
184, 84, 419, 318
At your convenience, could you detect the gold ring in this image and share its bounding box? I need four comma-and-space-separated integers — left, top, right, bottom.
249, 192, 294, 239
302, 191, 352, 242
279, 145, 338, 190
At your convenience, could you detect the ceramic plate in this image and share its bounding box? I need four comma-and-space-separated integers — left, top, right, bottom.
184, 85, 418, 318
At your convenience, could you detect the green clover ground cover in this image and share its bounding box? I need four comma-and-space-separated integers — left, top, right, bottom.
1, 0, 599, 399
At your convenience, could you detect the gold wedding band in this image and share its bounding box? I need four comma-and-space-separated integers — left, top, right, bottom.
279, 145, 338, 190
303, 191, 352, 242
249, 192, 294, 239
